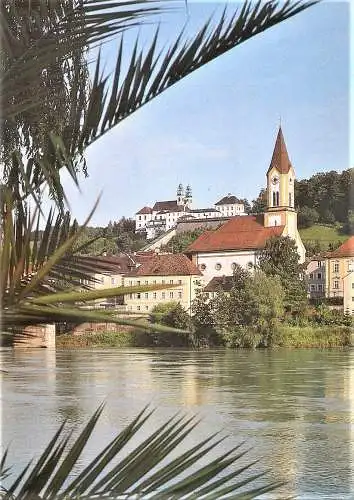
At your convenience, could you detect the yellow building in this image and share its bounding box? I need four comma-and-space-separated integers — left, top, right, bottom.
123, 253, 202, 313
325, 236, 354, 308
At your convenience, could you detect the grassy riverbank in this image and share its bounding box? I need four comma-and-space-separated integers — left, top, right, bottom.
56, 324, 352, 349
274, 325, 352, 348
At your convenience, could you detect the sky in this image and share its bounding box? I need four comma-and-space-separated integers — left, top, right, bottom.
60, 1, 350, 226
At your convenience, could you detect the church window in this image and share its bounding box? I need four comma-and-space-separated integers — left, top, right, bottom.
231, 262, 237, 270
272, 192, 276, 207
333, 262, 339, 273
200, 263, 206, 271
215, 263, 222, 271
276, 191, 280, 206
289, 193, 292, 207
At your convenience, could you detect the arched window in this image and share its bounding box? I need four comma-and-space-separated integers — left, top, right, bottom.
289, 193, 292, 207
272, 192, 276, 207
276, 191, 280, 206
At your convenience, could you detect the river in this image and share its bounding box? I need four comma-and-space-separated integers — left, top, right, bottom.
1, 347, 354, 498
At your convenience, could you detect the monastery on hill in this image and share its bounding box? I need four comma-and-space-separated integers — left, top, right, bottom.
186, 127, 306, 283
135, 184, 246, 239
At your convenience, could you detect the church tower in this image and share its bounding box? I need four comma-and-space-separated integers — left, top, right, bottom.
184, 184, 192, 208
264, 126, 306, 261
177, 183, 184, 206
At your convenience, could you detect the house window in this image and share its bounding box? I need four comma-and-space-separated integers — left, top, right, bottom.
317, 261, 322, 267
170, 279, 174, 284
162, 280, 165, 284
111, 277, 115, 285
153, 280, 157, 284
309, 273, 314, 279
178, 280, 182, 285
137, 293, 141, 299
129, 293, 133, 299
178, 291, 182, 299
129, 280, 133, 286
333, 262, 339, 273
145, 280, 148, 285
137, 305, 141, 311
153, 292, 157, 299
352, 283, 354, 289
318, 284, 323, 291
162, 292, 166, 299
333, 280, 339, 289
145, 305, 149, 310
310, 285, 316, 291
169, 292, 174, 298
352, 297, 354, 302
145, 293, 148, 299
137, 280, 141, 286
215, 263, 222, 271
317, 273, 322, 280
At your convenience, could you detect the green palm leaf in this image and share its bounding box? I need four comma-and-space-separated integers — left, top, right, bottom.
1, 406, 283, 499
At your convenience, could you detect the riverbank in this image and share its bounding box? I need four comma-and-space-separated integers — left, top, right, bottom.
56, 324, 353, 348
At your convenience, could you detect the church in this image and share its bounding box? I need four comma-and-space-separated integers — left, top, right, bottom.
186, 127, 306, 284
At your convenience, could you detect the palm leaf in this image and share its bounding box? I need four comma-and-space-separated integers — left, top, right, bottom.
1, 0, 318, 207
2, 406, 283, 499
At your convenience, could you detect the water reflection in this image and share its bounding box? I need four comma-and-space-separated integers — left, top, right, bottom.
1, 347, 354, 498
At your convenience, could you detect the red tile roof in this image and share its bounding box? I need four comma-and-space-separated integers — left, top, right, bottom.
326, 236, 354, 258
136, 206, 153, 215
81, 255, 134, 274
126, 253, 201, 277
186, 215, 285, 253
267, 126, 293, 175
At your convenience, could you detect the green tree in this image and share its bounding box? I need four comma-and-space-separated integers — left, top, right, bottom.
257, 236, 307, 315
298, 206, 320, 228
251, 188, 267, 213
161, 229, 205, 253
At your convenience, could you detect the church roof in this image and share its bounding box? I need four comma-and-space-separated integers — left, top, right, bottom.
186, 215, 284, 253
215, 195, 242, 206
326, 236, 354, 258
136, 206, 153, 215
153, 200, 188, 212
267, 126, 293, 175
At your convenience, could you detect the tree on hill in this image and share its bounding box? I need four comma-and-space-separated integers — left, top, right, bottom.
160, 229, 205, 254
298, 206, 320, 228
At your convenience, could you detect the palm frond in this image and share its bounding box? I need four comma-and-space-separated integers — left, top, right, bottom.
1, 406, 283, 499
75, 0, 317, 151
1, 0, 318, 207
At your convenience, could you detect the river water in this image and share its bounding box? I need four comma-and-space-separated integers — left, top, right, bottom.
1, 347, 354, 498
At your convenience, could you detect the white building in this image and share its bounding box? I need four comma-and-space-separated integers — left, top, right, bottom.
214, 195, 246, 217
135, 184, 245, 239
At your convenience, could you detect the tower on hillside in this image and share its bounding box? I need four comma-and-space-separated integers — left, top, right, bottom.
177, 183, 184, 205
184, 184, 192, 208
264, 126, 297, 240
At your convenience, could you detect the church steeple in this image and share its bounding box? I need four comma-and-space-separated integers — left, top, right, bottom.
266, 126, 295, 212
267, 126, 292, 175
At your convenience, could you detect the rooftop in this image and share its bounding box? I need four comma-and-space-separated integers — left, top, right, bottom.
215, 195, 242, 206
267, 126, 293, 175
326, 236, 354, 259
126, 253, 202, 277
204, 275, 236, 292
186, 215, 284, 253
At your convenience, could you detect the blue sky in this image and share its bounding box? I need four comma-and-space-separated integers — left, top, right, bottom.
62, 1, 350, 226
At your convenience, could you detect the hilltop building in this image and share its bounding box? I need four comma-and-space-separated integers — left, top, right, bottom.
186, 127, 306, 283
135, 184, 245, 240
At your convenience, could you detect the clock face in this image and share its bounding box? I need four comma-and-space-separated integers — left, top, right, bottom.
272, 176, 279, 185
